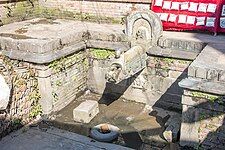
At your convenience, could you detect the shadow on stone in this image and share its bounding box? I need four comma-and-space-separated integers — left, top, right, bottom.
98, 70, 141, 106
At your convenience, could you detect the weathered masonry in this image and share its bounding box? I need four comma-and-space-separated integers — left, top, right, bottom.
0, 10, 225, 149
0, 0, 152, 26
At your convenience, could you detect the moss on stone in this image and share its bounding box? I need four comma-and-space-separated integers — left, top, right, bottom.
1, 1, 123, 25
191, 91, 219, 101
90, 48, 114, 60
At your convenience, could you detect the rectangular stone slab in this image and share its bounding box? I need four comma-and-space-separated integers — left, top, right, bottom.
73, 100, 99, 123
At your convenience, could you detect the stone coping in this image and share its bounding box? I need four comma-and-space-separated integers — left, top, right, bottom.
179, 78, 225, 95
188, 43, 225, 82
0, 18, 127, 64
2, 42, 86, 64
180, 42, 225, 95
1, 18, 225, 64
148, 46, 198, 60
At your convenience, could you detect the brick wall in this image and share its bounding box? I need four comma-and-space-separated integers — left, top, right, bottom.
0, 0, 152, 25
0, 0, 38, 25
49, 51, 88, 112
39, 0, 151, 19
0, 50, 89, 137
0, 57, 41, 138
180, 90, 225, 149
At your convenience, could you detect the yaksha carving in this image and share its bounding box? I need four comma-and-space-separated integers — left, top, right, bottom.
126, 10, 163, 48
136, 28, 147, 40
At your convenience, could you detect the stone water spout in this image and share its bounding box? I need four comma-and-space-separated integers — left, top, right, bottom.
105, 46, 146, 83
105, 10, 163, 83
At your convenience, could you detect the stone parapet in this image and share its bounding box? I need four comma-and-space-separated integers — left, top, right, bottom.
0, 18, 127, 64
158, 36, 206, 53
148, 46, 199, 60
179, 78, 225, 96
187, 43, 225, 83
179, 42, 225, 148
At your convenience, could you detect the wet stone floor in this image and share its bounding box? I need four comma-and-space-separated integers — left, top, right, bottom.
47, 93, 175, 150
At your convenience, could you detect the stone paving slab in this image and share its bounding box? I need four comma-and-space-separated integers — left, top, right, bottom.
0, 126, 132, 150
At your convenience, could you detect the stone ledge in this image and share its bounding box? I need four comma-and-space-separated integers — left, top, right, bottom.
179, 78, 225, 95
147, 46, 198, 60
187, 44, 225, 82
158, 36, 206, 53
86, 40, 129, 50
2, 42, 86, 64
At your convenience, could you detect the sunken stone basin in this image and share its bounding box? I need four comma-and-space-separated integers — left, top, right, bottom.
1, 10, 225, 149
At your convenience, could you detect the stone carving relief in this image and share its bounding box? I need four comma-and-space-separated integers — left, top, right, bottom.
126, 10, 163, 48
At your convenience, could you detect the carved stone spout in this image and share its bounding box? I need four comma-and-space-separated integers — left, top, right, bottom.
105, 63, 122, 83
105, 10, 163, 84
105, 46, 146, 83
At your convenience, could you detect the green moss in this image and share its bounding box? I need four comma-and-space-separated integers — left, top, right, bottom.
49, 51, 85, 75
178, 60, 190, 64
164, 58, 174, 63
29, 79, 42, 118
206, 124, 217, 129
163, 58, 190, 64
191, 91, 219, 101
12, 118, 23, 130
90, 48, 114, 60
2, 1, 123, 25
73, 75, 77, 81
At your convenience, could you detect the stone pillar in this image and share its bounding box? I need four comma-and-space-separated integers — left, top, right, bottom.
180, 101, 200, 147
37, 66, 53, 114
179, 88, 225, 149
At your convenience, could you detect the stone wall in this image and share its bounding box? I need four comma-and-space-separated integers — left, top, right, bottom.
179, 41, 225, 148
48, 51, 88, 112
145, 57, 190, 111
180, 90, 225, 149
88, 49, 191, 112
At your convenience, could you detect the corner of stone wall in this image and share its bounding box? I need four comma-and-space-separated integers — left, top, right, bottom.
180, 89, 225, 149
36, 65, 54, 114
